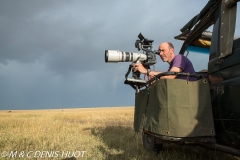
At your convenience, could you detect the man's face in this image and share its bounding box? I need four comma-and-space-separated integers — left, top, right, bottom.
158, 43, 173, 62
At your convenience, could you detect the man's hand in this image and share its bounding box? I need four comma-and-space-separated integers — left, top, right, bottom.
133, 63, 147, 74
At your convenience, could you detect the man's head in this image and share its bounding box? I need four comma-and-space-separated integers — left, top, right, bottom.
158, 42, 175, 63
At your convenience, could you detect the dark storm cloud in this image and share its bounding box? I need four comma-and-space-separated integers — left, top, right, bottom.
0, 0, 199, 69
0, 1, 152, 73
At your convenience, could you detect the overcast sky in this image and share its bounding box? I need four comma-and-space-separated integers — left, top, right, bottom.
0, 1, 239, 110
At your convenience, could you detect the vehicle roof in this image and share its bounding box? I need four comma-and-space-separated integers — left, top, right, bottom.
175, 0, 238, 57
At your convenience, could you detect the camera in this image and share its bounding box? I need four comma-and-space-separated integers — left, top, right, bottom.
105, 33, 159, 88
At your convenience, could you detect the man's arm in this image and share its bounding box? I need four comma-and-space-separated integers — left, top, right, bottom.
149, 67, 182, 79
133, 63, 182, 79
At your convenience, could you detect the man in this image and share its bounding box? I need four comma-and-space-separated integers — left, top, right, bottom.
133, 42, 196, 81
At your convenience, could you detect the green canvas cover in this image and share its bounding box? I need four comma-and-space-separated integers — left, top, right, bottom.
134, 79, 215, 137
134, 88, 148, 132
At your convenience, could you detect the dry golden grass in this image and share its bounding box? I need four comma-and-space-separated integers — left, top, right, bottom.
0, 107, 239, 160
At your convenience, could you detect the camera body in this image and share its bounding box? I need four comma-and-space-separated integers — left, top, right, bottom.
134, 33, 159, 65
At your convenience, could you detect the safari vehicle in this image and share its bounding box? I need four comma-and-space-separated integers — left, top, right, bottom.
133, 0, 240, 157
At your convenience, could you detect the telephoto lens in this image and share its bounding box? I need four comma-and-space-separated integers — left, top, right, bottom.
105, 50, 147, 63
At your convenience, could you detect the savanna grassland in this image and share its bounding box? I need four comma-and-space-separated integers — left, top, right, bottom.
0, 107, 239, 160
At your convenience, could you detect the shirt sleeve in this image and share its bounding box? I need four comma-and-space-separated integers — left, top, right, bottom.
172, 55, 186, 70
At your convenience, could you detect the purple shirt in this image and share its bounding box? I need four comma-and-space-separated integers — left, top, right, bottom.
168, 54, 197, 81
